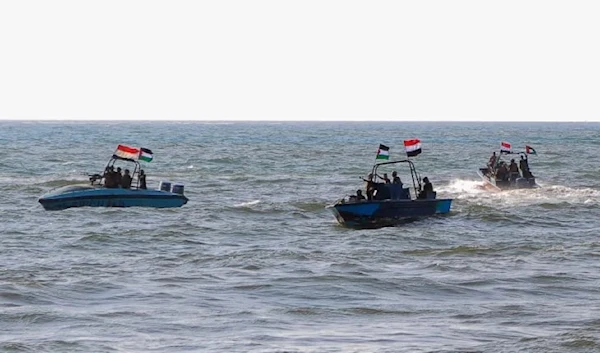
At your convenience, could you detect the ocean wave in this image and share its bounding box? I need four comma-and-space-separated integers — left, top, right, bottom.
422, 245, 498, 257
228, 199, 329, 215
283, 306, 417, 317
234, 200, 261, 207
36, 179, 89, 188
207, 157, 240, 164
249, 178, 294, 185
0, 175, 88, 187
292, 201, 329, 212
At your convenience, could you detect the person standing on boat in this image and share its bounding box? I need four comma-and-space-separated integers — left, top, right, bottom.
388, 170, 404, 200
362, 173, 376, 200
488, 152, 497, 171
377, 173, 391, 184
121, 169, 132, 189
102, 166, 111, 186
519, 155, 531, 178
115, 167, 123, 187
104, 166, 118, 188
418, 177, 434, 199
392, 171, 402, 186
508, 159, 519, 183
496, 162, 508, 181
139, 170, 147, 189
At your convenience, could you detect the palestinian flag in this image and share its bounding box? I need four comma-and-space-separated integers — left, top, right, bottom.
114, 144, 140, 160
139, 147, 153, 162
500, 141, 511, 153
376, 144, 390, 160
404, 139, 422, 157
526, 145, 537, 155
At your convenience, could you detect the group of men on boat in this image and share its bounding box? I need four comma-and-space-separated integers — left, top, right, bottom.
347, 171, 434, 202
101, 166, 147, 189
487, 152, 534, 183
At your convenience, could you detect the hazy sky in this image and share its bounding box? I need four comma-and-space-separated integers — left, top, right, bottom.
0, 1, 598, 121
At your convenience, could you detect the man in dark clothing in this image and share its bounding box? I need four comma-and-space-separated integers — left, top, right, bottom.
121, 169, 133, 189
392, 171, 402, 185
356, 189, 366, 201
508, 159, 520, 183
377, 173, 391, 184
102, 167, 111, 186
115, 167, 122, 187
418, 177, 434, 199
496, 162, 508, 181
362, 173, 376, 200
519, 155, 531, 178
139, 169, 147, 189
103, 166, 117, 188
488, 152, 497, 170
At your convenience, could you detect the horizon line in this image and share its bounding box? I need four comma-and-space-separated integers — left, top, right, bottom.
0, 118, 599, 123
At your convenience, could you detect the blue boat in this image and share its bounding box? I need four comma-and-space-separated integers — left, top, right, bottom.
478, 149, 539, 191
39, 185, 188, 210
39, 146, 188, 211
328, 159, 452, 228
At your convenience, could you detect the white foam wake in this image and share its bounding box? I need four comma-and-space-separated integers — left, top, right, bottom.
437, 179, 487, 196
233, 200, 261, 207
438, 179, 600, 206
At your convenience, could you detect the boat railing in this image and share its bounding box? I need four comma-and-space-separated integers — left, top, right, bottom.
371, 159, 422, 198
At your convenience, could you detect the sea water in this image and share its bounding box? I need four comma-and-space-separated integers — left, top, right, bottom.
1, 121, 599, 352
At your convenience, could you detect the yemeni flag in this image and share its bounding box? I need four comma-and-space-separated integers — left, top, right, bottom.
376, 144, 390, 160
526, 145, 537, 155
404, 139, 422, 157
114, 144, 140, 160
500, 141, 511, 153
139, 147, 153, 162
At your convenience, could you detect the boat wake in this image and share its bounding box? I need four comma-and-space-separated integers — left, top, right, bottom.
438, 179, 600, 207
437, 179, 488, 196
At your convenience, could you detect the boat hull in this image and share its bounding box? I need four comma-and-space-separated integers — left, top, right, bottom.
328, 199, 452, 228
39, 185, 188, 211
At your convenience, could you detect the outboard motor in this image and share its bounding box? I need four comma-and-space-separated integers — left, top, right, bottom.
171, 183, 185, 195
159, 181, 171, 192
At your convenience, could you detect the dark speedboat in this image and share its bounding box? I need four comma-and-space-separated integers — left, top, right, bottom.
39, 145, 188, 211
478, 148, 538, 191
328, 159, 452, 228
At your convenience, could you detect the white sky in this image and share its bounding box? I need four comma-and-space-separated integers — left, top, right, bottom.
0, 0, 599, 122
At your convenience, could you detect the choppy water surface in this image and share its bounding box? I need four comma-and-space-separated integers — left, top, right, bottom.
1, 121, 599, 352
